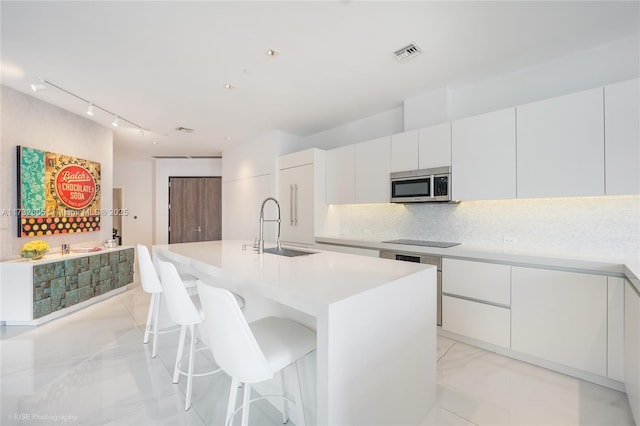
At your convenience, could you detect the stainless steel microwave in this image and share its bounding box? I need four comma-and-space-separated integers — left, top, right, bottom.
390, 166, 452, 203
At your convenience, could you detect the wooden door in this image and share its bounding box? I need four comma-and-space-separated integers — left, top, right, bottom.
169, 177, 221, 244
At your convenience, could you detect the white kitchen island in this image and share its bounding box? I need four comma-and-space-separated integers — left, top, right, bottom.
153, 240, 436, 426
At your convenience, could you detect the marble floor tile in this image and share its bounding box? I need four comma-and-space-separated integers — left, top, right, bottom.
1, 282, 636, 426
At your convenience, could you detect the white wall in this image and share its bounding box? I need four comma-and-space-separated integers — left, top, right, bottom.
113, 158, 154, 248
0, 86, 113, 260
296, 106, 403, 151
304, 34, 639, 145
154, 158, 222, 245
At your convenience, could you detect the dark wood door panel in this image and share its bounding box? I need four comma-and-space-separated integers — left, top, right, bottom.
169, 177, 221, 244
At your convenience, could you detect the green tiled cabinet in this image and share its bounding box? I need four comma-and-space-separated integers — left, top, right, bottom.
1, 247, 134, 325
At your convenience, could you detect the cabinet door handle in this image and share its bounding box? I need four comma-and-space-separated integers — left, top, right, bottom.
195, 226, 202, 232
290, 184, 294, 226
294, 184, 299, 225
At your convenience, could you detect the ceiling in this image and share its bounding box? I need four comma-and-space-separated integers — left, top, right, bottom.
2, 1, 639, 160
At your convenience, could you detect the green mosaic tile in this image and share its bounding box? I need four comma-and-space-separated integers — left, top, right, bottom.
78, 270, 92, 288
34, 298, 52, 319
50, 278, 65, 309
100, 253, 109, 267
99, 266, 111, 281
109, 252, 119, 265
89, 255, 100, 270
65, 274, 78, 291
65, 289, 79, 306
34, 286, 43, 301
78, 286, 93, 302
34, 264, 54, 282
53, 262, 65, 278
91, 270, 100, 284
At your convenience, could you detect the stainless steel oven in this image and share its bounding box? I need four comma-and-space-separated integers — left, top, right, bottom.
379, 250, 442, 326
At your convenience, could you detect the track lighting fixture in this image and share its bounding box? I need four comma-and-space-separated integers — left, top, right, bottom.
29, 77, 146, 135
30, 77, 46, 92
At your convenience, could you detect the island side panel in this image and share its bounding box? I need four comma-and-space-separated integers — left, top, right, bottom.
323, 267, 436, 425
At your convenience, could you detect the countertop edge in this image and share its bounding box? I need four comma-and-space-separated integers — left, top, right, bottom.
315, 236, 640, 294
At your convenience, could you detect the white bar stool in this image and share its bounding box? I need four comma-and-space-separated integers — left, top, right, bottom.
137, 244, 197, 358
157, 260, 222, 411
197, 281, 316, 426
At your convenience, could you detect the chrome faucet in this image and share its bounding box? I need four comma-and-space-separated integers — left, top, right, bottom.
258, 197, 281, 254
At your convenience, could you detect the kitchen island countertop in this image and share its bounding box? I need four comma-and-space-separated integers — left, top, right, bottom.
153, 240, 437, 425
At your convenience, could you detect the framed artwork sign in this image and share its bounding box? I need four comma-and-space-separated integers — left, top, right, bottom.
17, 146, 101, 237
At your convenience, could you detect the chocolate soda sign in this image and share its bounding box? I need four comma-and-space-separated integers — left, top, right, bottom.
54, 164, 97, 209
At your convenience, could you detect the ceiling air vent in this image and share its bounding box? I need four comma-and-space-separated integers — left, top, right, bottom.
394, 43, 422, 63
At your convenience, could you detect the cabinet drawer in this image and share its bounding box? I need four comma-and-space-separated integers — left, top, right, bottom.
442, 295, 511, 348
442, 258, 510, 305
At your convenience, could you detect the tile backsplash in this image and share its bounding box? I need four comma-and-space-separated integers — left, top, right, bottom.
322, 195, 640, 259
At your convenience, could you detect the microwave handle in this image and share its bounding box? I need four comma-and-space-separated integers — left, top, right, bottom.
430, 175, 435, 198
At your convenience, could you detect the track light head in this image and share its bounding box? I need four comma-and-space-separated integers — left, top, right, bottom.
30, 77, 46, 92
86, 103, 95, 116
112, 116, 120, 127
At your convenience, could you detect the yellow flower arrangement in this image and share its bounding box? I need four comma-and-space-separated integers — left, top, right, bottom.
20, 240, 50, 260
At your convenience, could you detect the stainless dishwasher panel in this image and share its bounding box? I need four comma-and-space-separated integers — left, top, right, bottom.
380, 250, 442, 326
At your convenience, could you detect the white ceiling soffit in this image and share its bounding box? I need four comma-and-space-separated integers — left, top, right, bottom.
1, 1, 638, 160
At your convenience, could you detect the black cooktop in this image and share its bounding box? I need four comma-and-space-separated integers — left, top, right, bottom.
381, 239, 461, 248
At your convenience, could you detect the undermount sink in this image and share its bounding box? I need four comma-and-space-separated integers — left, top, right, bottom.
262, 247, 316, 257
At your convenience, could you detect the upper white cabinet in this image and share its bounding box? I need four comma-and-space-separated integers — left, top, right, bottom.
511, 267, 607, 377
279, 149, 325, 246
390, 130, 419, 172
326, 145, 355, 204
355, 136, 391, 204
391, 125, 451, 173
605, 78, 640, 195
516, 87, 605, 198
451, 107, 516, 201
419, 123, 451, 170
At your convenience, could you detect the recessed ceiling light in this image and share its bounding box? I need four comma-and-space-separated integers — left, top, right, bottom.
224, 84, 235, 90
266, 49, 279, 57
176, 126, 195, 133
152, 141, 159, 145
224, 136, 232, 141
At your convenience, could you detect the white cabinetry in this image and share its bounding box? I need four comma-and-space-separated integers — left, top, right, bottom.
391, 125, 451, 173
279, 149, 325, 246
326, 145, 355, 204
607, 277, 624, 382
390, 130, 419, 172
419, 123, 451, 169
451, 107, 516, 201
604, 78, 640, 195
355, 136, 390, 204
625, 280, 640, 423
441, 258, 511, 348
516, 87, 605, 198
511, 267, 607, 376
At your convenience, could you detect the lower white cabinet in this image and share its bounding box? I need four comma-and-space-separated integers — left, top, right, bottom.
625, 280, 640, 423
442, 295, 510, 348
607, 277, 625, 382
442, 258, 511, 347
511, 267, 608, 377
